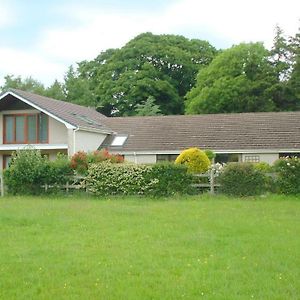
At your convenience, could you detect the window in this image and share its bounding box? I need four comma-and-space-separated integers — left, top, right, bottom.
244, 155, 260, 163
3, 155, 12, 169
111, 135, 127, 146
156, 154, 178, 162
4, 113, 48, 144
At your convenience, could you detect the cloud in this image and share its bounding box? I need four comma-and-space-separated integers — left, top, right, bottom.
0, 47, 66, 87
1, 0, 299, 86
0, 1, 15, 28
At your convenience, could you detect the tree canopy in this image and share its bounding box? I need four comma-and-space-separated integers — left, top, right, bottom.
74, 32, 217, 116
185, 26, 300, 114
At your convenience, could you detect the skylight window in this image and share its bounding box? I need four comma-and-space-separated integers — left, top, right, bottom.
111, 135, 127, 146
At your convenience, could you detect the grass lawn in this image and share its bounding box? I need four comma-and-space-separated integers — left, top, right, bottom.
0, 194, 300, 299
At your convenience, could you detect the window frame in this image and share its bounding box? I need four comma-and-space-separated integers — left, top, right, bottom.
3, 113, 49, 144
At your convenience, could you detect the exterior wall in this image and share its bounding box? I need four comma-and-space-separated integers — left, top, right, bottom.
125, 154, 157, 164
74, 130, 107, 153
242, 153, 279, 164
0, 109, 68, 145
48, 117, 68, 144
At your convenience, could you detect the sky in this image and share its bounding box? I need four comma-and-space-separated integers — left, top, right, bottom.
0, 0, 299, 87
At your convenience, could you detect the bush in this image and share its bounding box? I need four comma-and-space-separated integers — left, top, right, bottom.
204, 149, 216, 162
71, 149, 124, 174
274, 157, 300, 194
4, 149, 47, 194
45, 153, 73, 185
219, 163, 267, 196
84, 162, 155, 196
145, 163, 195, 196
84, 162, 194, 197
175, 147, 211, 174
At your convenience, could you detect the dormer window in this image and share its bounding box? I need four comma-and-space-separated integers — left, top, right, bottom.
111, 135, 127, 146
4, 113, 48, 144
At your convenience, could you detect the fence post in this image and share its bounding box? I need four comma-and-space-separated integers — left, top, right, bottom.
1, 174, 4, 197
210, 168, 214, 194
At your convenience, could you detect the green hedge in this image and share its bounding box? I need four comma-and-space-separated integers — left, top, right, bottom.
4, 149, 72, 195
84, 162, 194, 197
219, 162, 267, 196
274, 157, 300, 194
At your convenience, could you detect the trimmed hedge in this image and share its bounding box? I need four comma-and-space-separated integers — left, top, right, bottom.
219, 163, 267, 196
274, 157, 300, 194
175, 147, 211, 173
84, 162, 194, 197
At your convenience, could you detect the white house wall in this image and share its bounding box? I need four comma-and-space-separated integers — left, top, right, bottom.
125, 154, 157, 164
242, 153, 279, 164
49, 117, 68, 144
74, 130, 107, 153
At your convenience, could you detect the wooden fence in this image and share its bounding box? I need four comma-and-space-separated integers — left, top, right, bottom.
192, 169, 220, 194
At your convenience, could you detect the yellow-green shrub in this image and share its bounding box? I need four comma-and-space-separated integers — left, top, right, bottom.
175, 147, 211, 173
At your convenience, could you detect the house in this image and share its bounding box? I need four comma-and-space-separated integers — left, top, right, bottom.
0, 88, 299, 169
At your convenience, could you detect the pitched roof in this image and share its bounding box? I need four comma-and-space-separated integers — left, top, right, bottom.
101, 111, 300, 152
0, 89, 112, 133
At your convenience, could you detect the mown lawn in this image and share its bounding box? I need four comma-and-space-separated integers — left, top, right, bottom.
0, 194, 300, 299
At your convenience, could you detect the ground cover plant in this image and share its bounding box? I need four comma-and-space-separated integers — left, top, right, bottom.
0, 194, 299, 299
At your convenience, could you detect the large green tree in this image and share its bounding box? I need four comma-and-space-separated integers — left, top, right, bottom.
73, 32, 217, 116
185, 43, 277, 114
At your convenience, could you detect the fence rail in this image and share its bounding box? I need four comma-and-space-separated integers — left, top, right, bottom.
192, 170, 220, 194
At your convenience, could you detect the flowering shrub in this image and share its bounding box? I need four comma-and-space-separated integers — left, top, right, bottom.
71, 149, 124, 174
219, 163, 267, 196
175, 147, 211, 174
84, 162, 193, 196
84, 162, 156, 195
274, 157, 300, 194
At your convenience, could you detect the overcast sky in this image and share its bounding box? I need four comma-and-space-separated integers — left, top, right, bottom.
0, 0, 299, 86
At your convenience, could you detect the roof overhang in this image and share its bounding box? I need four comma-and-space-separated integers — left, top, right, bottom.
108, 149, 300, 155
0, 91, 76, 129
0, 144, 68, 151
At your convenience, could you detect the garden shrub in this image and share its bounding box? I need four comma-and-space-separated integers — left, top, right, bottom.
4, 149, 48, 194
71, 149, 124, 174
204, 149, 216, 162
274, 157, 300, 194
219, 162, 267, 196
45, 153, 73, 185
145, 163, 195, 196
84, 162, 155, 196
84, 162, 194, 196
175, 147, 211, 173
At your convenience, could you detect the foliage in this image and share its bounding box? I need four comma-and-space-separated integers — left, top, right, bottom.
274, 156, 300, 194
3, 149, 48, 194
204, 149, 216, 161
0, 75, 66, 100
185, 43, 278, 114
45, 153, 73, 185
145, 163, 194, 196
253, 162, 272, 173
219, 163, 267, 196
84, 161, 193, 196
3, 149, 73, 194
70, 149, 124, 174
70, 151, 89, 174
175, 147, 211, 173
75, 32, 217, 116
84, 162, 156, 196
135, 96, 162, 116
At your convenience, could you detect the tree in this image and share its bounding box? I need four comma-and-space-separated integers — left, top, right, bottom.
44, 80, 66, 100
135, 96, 162, 116
74, 32, 217, 116
185, 43, 279, 114
0, 75, 46, 95
64, 66, 97, 107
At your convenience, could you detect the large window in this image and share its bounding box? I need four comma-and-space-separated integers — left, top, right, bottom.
4, 113, 48, 144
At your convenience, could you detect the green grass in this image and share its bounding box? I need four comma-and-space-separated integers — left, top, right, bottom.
0, 194, 300, 299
